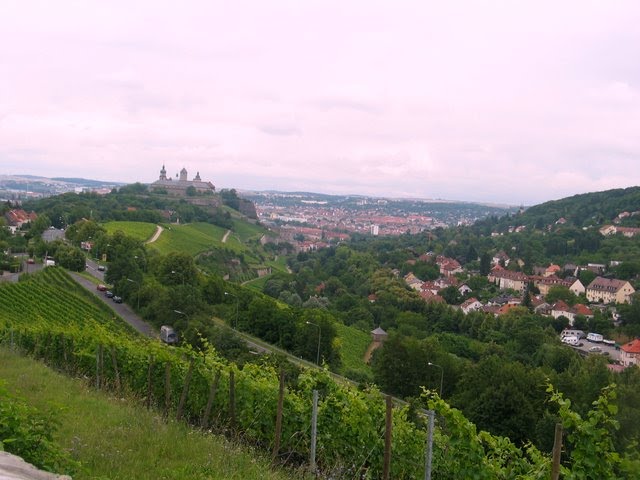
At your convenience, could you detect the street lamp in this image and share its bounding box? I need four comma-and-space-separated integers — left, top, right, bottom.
306, 321, 321, 366
224, 292, 239, 329
173, 309, 187, 324
171, 270, 185, 286
427, 362, 444, 397
126, 278, 140, 310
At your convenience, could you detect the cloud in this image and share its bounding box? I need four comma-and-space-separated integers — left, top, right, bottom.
258, 124, 301, 136
1, 1, 640, 204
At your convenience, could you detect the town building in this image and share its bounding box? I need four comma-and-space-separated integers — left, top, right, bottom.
488, 269, 528, 294
586, 277, 635, 304
620, 339, 640, 367
460, 297, 483, 314
530, 275, 584, 296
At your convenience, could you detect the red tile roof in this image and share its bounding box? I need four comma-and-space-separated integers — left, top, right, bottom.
572, 304, 593, 316
621, 339, 640, 354
552, 300, 571, 312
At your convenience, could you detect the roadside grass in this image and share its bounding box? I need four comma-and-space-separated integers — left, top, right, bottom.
103, 221, 158, 242
335, 323, 373, 379
76, 270, 100, 284
0, 349, 307, 480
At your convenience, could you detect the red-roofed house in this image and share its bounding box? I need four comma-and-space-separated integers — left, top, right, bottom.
551, 301, 572, 320
572, 304, 594, 318
544, 264, 561, 277
496, 303, 521, 316
620, 339, 640, 367
435, 256, 463, 277
404, 273, 423, 290
420, 281, 440, 296
420, 291, 445, 304
460, 297, 483, 314
4, 209, 37, 229
492, 251, 510, 266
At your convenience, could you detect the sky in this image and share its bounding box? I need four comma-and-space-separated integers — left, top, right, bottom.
1, 0, 640, 205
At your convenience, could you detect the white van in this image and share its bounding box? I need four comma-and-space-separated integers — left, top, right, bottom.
562, 336, 579, 346
160, 325, 178, 345
587, 333, 603, 343
561, 329, 586, 340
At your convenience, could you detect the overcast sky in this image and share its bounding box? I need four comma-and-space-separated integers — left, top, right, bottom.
1, 1, 639, 205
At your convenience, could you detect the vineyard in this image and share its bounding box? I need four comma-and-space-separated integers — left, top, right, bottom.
0, 269, 630, 479
150, 223, 231, 256
103, 221, 159, 243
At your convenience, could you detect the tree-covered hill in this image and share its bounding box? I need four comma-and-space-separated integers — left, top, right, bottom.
490, 186, 640, 231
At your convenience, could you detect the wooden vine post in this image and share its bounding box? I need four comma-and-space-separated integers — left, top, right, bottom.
272, 369, 285, 462
176, 357, 195, 420
110, 345, 121, 393
146, 356, 154, 409
164, 362, 172, 417
383, 395, 393, 480
201, 370, 221, 429
551, 423, 563, 480
229, 370, 236, 430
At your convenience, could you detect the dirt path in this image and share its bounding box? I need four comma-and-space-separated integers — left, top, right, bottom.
145, 225, 164, 244
222, 229, 231, 243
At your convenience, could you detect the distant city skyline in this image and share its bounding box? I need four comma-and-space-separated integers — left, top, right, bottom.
1, 1, 640, 205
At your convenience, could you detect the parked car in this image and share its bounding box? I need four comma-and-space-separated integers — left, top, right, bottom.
96, 284, 107, 291
589, 346, 602, 353
112, 296, 123, 304
97, 265, 106, 271
105, 291, 114, 298
27, 258, 35, 264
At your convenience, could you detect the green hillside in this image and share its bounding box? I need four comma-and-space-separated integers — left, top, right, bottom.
511, 186, 640, 228
0, 267, 133, 335
104, 221, 158, 242
334, 323, 373, 381
149, 222, 230, 256
0, 350, 304, 480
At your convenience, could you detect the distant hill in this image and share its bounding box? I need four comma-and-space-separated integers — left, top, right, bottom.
494, 186, 640, 230
51, 177, 124, 187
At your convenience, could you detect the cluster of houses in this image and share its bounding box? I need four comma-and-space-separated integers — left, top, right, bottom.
402, 252, 636, 327
3, 209, 38, 234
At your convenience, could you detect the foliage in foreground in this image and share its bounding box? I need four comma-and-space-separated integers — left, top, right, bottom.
0, 382, 77, 474
1, 268, 638, 478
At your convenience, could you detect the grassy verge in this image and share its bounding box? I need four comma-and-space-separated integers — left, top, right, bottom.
0, 348, 306, 480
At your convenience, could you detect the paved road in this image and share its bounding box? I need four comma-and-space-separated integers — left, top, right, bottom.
69, 272, 156, 338
84, 258, 105, 281
571, 339, 621, 362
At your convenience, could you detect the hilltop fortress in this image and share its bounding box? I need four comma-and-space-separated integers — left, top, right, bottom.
150, 165, 216, 196
149, 165, 257, 219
